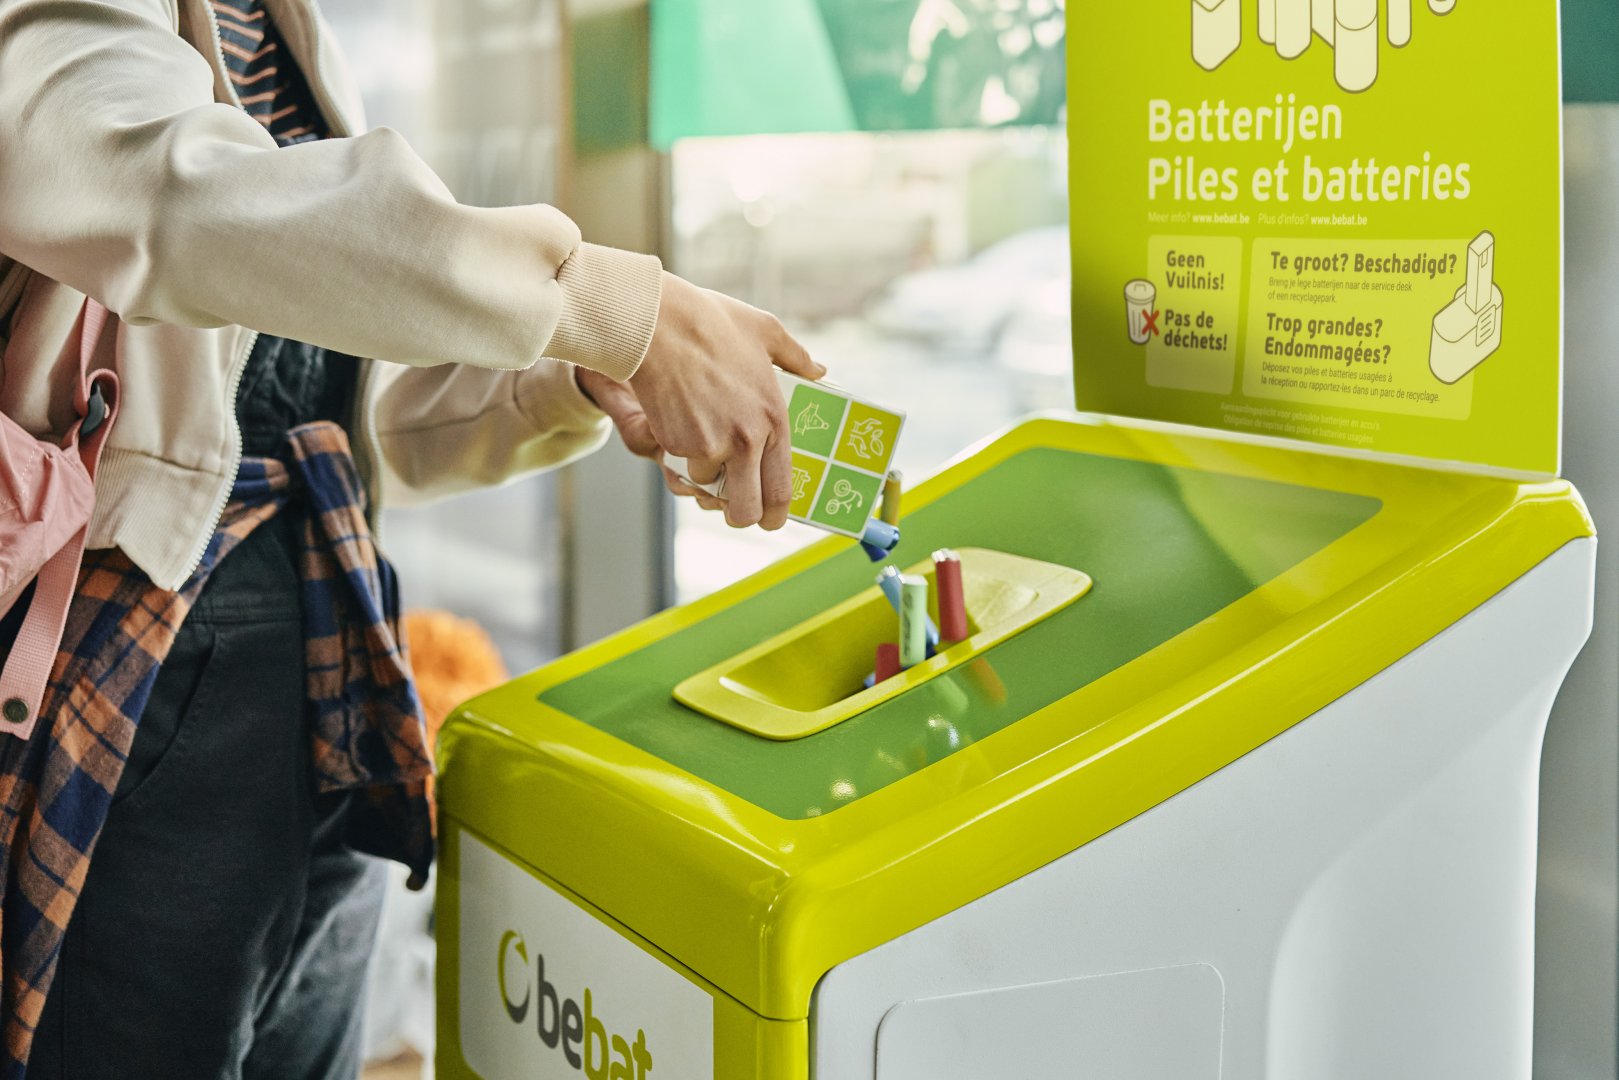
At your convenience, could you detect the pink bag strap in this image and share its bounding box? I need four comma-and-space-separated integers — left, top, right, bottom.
0, 299, 120, 739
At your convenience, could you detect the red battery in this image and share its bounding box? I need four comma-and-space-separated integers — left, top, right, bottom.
875, 643, 902, 682
933, 549, 968, 644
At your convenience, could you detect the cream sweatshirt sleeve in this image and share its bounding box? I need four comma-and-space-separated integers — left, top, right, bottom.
0, 0, 662, 381
361, 358, 615, 509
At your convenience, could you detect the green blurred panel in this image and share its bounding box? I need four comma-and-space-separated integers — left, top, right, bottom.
815, 0, 1066, 131
574, 6, 649, 156
1564, 0, 1619, 102
541, 447, 1379, 819
649, 0, 1067, 146
650, 0, 856, 147
646, 0, 1612, 140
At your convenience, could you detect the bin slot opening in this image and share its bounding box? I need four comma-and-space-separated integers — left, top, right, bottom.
674, 548, 1091, 741
720, 567, 990, 711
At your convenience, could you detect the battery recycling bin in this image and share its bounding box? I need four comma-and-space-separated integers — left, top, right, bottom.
436, 415, 1595, 1080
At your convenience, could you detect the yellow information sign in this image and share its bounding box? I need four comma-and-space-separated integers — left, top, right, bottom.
1071, 1, 1562, 474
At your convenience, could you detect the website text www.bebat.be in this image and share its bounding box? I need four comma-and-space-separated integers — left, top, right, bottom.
1188, 212, 1364, 226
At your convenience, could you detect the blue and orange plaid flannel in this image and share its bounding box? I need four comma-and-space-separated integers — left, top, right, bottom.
0, 421, 432, 1076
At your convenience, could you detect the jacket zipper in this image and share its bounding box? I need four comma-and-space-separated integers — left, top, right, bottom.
353, 357, 385, 533
175, 0, 257, 580
179, 329, 257, 580
197, 0, 244, 109
272, 0, 385, 524
176, 0, 374, 575
272, 0, 387, 526
285, 0, 355, 139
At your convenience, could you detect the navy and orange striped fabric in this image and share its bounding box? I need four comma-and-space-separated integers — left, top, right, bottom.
212, 0, 329, 146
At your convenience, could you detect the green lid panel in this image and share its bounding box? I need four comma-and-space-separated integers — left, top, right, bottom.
540, 447, 1380, 819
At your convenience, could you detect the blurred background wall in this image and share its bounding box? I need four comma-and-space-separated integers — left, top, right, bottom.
1542, 0, 1619, 1072
1546, 104, 1619, 1080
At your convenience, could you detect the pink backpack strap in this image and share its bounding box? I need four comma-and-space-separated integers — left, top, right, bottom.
0, 299, 120, 739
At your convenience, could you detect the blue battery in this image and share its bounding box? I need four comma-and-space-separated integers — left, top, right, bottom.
860, 519, 902, 562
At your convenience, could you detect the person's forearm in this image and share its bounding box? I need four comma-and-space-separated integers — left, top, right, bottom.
363, 358, 612, 507
0, 0, 660, 377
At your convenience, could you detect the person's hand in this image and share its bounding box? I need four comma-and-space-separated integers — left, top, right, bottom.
628, 272, 825, 530
576, 367, 656, 456
574, 367, 729, 514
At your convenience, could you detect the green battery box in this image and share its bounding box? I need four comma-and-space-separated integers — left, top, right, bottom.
662, 371, 906, 538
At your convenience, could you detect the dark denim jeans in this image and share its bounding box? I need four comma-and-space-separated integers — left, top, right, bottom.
27, 509, 386, 1080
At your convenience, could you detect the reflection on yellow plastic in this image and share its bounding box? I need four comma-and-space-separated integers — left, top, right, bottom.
673, 549, 1091, 740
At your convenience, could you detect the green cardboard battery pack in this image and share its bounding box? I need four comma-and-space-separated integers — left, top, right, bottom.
662, 371, 906, 537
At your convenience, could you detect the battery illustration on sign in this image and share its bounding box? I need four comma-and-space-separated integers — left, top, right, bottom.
1430, 231, 1504, 384
1192, 0, 1241, 70
1193, 0, 1455, 91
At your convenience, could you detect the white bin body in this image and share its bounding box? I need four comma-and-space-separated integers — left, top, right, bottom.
812, 539, 1595, 1080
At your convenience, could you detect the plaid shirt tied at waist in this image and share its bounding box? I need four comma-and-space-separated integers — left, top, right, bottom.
0, 420, 432, 1075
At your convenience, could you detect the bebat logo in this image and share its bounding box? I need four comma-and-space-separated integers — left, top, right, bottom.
498, 930, 655, 1078
499, 931, 532, 1023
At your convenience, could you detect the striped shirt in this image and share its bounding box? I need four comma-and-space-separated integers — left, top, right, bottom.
212, 0, 329, 146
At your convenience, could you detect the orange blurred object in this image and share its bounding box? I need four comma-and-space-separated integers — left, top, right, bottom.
402, 609, 509, 804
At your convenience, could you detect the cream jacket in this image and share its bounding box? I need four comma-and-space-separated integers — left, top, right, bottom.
0, 0, 663, 590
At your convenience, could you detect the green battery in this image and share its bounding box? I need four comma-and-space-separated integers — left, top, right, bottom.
899, 573, 930, 669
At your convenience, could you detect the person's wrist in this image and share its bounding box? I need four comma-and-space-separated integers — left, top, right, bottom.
549, 246, 664, 381
631, 272, 682, 390
575, 366, 602, 407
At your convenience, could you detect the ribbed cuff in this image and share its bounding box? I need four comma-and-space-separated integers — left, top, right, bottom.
547, 243, 664, 382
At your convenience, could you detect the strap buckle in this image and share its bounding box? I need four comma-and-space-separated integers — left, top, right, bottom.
81, 384, 107, 439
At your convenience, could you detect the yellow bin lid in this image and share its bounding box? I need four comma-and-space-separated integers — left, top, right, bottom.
438, 415, 1591, 1023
